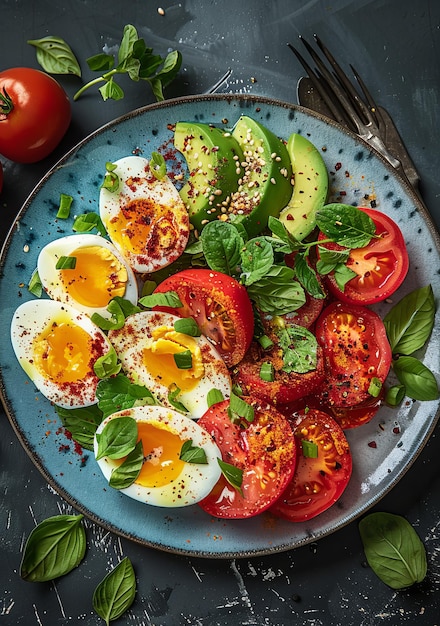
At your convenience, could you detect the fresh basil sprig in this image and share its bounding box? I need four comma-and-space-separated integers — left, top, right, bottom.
73, 24, 182, 102
359, 512, 427, 589
20, 514, 86, 582
93, 557, 136, 625
316, 203, 376, 247
384, 285, 438, 402
218, 458, 243, 496
180, 439, 208, 464
28, 36, 81, 76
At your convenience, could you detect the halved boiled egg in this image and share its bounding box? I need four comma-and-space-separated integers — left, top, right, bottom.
108, 310, 232, 418
94, 405, 222, 507
99, 155, 190, 273
37, 234, 138, 318
10, 299, 113, 408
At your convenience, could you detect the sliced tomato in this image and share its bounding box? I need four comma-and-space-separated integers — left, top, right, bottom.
198, 399, 297, 519
315, 301, 392, 408
327, 392, 384, 429
270, 408, 352, 522
318, 208, 409, 305
232, 333, 326, 406
153, 269, 254, 366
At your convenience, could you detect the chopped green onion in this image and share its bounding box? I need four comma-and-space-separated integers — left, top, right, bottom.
101, 161, 120, 192
386, 384, 406, 406
72, 212, 107, 236
180, 439, 208, 464
150, 151, 167, 180
56, 255, 77, 270
173, 317, 201, 337
207, 388, 224, 407
28, 268, 43, 297
56, 193, 73, 219
301, 439, 318, 458
368, 377, 383, 398
228, 391, 254, 424
259, 361, 275, 382
174, 349, 193, 370
139, 291, 183, 309
258, 334, 274, 349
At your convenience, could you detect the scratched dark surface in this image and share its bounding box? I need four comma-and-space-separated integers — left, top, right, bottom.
1, 1, 440, 624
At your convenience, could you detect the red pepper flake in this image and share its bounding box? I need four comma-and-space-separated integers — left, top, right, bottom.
393, 425, 401, 434
335, 162, 342, 171
368, 441, 377, 448
59, 444, 70, 453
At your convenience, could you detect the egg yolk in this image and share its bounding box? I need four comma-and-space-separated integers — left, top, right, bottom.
143, 326, 204, 391
60, 246, 128, 307
33, 320, 92, 382
135, 421, 186, 488
106, 198, 180, 255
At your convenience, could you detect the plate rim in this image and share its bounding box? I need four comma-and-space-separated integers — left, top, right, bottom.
1, 92, 439, 559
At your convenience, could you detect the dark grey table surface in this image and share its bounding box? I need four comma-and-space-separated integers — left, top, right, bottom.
1, 1, 439, 624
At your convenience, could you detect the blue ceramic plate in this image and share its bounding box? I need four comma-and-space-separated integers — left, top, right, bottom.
1, 94, 439, 558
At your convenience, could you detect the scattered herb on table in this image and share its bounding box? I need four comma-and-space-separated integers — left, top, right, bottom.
359, 511, 427, 589
93, 557, 136, 625
20, 514, 86, 582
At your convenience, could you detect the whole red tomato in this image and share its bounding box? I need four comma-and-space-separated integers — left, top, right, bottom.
0, 68, 71, 163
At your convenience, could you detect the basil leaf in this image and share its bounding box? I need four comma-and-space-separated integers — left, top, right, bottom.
384, 285, 435, 355
95, 416, 138, 460
200, 220, 243, 275
206, 388, 224, 407
139, 291, 183, 309
168, 384, 188, 413
28, 36, 81, 76
20, 514, 86, 582
93, 346, 122, 379
180, 439, 208, 464
333, 263, 357, 291
217, 458, 243, 495
316, 203, 376, 248
278, 325, 318, 373
174, 349, 193, 370
268, 216, 302, 251
93, 557, 136, 624
118, 24, 138, 65
294, 253, 326, 299
101, 161, 120, 193
87, 53, 114, 72
99, 78, 124, 102
246, 265, 306, 315
96, 374, 156, 418
92, 297, 140, 331
392, 356, 439, 401
109, 440, 143, 489
359, 512, 427, 589
316, 245, 351, 273
55, 404, 103, 451
173, 317, 201, 337
240, 237, 274, 286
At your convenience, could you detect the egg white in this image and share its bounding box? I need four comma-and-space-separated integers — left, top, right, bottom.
108, 310, 232, 419
99, 155, 190, 273
94, 405, 222, 507
10, 299, 113, 408
37, 234, 138, 319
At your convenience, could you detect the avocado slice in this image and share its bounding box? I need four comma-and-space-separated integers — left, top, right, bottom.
230, 115, 293, 237
279, 133, 328, 240
174, 121, 244, 233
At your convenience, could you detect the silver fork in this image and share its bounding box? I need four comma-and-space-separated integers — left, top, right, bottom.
288, 35, 423, 199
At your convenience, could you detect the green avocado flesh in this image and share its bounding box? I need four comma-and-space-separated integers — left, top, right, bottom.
174, 121, 244, 233
279, 133, 329, 240
230, 115, 293, 237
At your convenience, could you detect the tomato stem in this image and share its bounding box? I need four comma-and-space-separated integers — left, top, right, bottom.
0, 88, 14, 116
